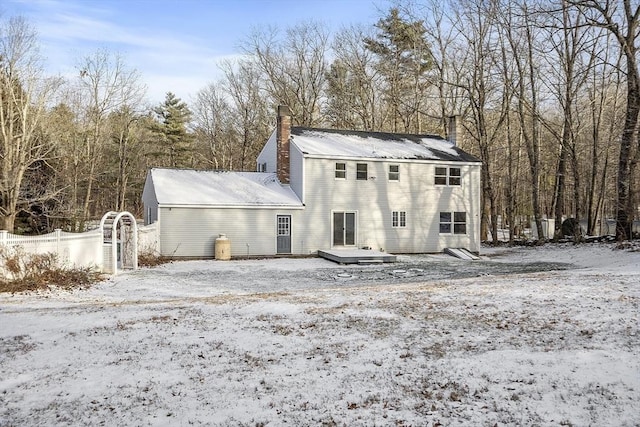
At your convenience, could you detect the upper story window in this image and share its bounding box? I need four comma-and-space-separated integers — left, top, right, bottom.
389, 165, 400, 181
335, 162, 346, 179
440, 211, 467, 234
435, 167, 461, 186
392, 211, 406, 227
449, 168, 461, 185
356, 163, 368, 180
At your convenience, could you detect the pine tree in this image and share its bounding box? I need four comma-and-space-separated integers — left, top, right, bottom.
364, 8, 433, 132
153, 92, 193, 168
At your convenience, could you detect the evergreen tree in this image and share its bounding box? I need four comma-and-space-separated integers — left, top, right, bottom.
152, 92, 193, 168
325, 59, 357, 129
364, 8, 433, 132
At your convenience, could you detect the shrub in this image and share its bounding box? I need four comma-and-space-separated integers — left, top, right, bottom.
137, 250, 171, 268
0, 246, 102, 293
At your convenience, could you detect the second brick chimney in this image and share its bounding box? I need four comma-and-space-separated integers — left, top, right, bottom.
276, 105, 291, 184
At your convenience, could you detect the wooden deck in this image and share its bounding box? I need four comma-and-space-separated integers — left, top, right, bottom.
318, 249, 397, 264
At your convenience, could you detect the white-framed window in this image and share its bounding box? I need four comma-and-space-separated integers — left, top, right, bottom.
335, 162, 346, 179
277, 215, 290, 236
392, 211, 406, 228
356, 163, 368, 180
454, 212, 467, 234
389, 164, 400, 181
449, 167, 461, 186
435, 167, 461, 186
439, 212, 451, 233
440, 211, 466, 234
259, 162, 267, 172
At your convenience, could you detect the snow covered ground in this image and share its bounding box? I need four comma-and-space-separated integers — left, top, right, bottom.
1, 243, 638, 426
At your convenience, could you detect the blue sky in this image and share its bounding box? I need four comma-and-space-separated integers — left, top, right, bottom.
2, 0, 390, 105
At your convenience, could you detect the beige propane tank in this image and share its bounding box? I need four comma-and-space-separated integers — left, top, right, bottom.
215, 234, 231, 260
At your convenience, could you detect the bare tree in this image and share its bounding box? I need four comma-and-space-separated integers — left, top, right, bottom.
499, 1, 547, 241
242, 21, 329, 126
583, 38, 625, 235
192, 82, 231, 169
569, 0, 640, 240
220, 59, 271, 170
415, 0, 466, 136
0, 16, 62, 232
449, 0, 511, 243
534, 1, 596, 239
109, 106, 150, 211
327, 25, 382, 130
74, 49, 145, 221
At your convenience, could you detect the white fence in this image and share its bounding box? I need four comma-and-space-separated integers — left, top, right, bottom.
137, 222, 159, 254
0, 221, 159, 277
0, 229, 103, 272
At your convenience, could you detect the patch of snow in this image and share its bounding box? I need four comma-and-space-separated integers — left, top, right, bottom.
150, 168, 302, 206
293, 129, 464, 160
0, 243, 638, 425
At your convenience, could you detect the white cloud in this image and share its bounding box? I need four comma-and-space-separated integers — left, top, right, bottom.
8, 0, 240, 104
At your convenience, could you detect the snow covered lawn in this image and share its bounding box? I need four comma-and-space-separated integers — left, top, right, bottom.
1, 244, 638, 426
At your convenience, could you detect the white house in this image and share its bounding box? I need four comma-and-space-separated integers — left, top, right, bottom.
142, 106, 482, 258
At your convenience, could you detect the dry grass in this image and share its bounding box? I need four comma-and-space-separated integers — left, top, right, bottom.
0, 247, 102, 293
137, 250, 171, 268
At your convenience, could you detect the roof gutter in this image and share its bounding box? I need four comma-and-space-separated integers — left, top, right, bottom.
157, 204, 305, 210
299, 152, 482, 165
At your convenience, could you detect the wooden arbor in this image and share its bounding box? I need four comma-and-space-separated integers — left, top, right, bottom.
100, 211, 138, 274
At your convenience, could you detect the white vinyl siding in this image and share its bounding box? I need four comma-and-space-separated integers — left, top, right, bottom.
158, 207, 303, 258
141, 172, 159, 225
298, 157, 481, 254
255, 131, 277, 173
290, 143, 304, 201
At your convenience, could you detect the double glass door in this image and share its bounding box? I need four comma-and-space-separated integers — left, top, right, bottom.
333, 212, 356, 246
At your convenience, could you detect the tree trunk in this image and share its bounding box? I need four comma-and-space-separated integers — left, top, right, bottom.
616, 54, 640, 240
0, 213, 16, 233
554, 142, 567, 238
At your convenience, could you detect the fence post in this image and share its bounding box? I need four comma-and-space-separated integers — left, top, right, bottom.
0, 230, 7, 247
55, 229, 62, 259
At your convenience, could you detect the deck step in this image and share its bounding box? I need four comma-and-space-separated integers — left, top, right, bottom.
318, 249, 396, 264
444, 248, 480, 260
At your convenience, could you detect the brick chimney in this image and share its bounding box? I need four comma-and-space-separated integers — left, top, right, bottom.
276, 105, 291, 184
448, 115, 461, 146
